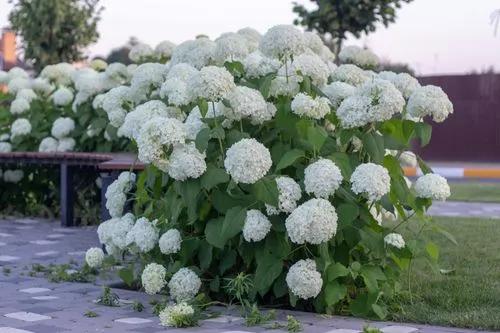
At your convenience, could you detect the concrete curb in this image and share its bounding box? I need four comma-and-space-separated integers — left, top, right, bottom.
403, 166, 500, 179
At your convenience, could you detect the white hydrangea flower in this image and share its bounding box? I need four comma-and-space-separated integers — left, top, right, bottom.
159, 229, 182, 255
111, 213, 136, 250
10, 98, 30, 115
303, 31, 324, 54
377, 71, 398, 82
291, 53, 329, 86
0, 142, 12, 153
285, 198, 338, 244
269, 76, 300, 97
56, 137, 76, 152
105, 63, 130, 83
330, 64, 369, 86
407, 85, 453, 123
242, 51, 280, 79
166, 63, 199, 82
141, 263, 167, 294
167, 143, 207, 181
85, 247, 105, 268
118, 100, 172, 140
52, 87, 74, 106
399, 151, 417, 167
260, 24, 307, 58
126, 217, 159, 253
155, 40, 176, 59
183, 103, 224, 140
170, 37, 216, 69
40, 63, 75, 86
105, 172, 136, 218
350, 163, 391, 201
190, 66, 236, 102
97, 218, 118, 246
3, 169, 24, 183
38, 137, 59, 152
414, 174, 450, 201
214, 33, 250, 64
304, 159, 343, 198
237, 27, 262, 50
337, 79, 405, 128
393, 73, 420, 99
168, 268, 202, 301
31, 78, 54, 95
286, 259, 322, 299
7, 77, 31, 95
226, 86, 274, 124
8, 67, 29, 80
339, 46, 379, 68
130, 63, 168, 102
384, 233, 405, 249
266, 176, 302, 215
291, 93, 331, 119
136, 117, 186, 164
242, 209, 272, 242
129, 43, 154, 62
159, 302, 195, 327
101, 86, 133, 127
322, 81, 356, 109
160, 78, 194, 106
16, 88, 37, 102
224, 138, 272, 184
11, 118, 32, 139
51, 117, 75, 139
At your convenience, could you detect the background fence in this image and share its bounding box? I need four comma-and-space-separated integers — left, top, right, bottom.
415, 74, 500, 162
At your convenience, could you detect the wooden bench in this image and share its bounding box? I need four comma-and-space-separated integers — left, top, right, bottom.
0, 152, 144, 227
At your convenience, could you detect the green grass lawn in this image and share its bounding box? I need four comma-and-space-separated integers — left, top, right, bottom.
390, 216, 500, 330
449, 181, 500, 203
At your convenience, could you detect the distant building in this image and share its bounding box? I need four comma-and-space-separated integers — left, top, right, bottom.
0, 28, 18, 71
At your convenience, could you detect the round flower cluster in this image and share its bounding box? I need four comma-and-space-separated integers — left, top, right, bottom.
226, 86, 273, 124
166, 143, 207, 181
105, 172, 136, 218
265, 176, 302, 215
259, 24, 307, 58
291, 93, 331, 120
286, 259, 323, 299
51, 117, 75, 139
52, 87, 74, 106
0, 142, 12, 153
159, 229, 182, 254
168, 268, 202, 301
224, 138, 272, 184
285, 198, 338, 244
3, 169, 24, 183
304, 159, 343, 198
190, 66, 235, 101
384, 233, 406, 249
339, 45, 379, 68
414, 174, 451, 201
407, 85, 453, 122
129, 43, 154, 63
141, 263, 167, 294
350, 163, 391, 201
322, 81, 356, 109
125, 217, 159, 253
38, 137, 59, 152
242, 209, 272, 242
337, 79, 405, 128
85, 247, 104, 268
10, 118, 32, 140
10, 98, 30, 115
159, 302, 195, 327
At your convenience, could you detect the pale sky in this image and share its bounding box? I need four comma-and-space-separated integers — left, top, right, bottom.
1, 0, 499, 75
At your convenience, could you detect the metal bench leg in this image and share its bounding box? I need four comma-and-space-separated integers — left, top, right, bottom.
60, 163, 75, 227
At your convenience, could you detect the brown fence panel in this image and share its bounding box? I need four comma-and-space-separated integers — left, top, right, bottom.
414, 74, 500, 162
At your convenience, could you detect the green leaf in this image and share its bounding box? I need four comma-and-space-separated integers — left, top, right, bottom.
205, 217, 225, 248
360, 266, 386, 293
426, 241, 439, 261
362, 131, 385, 163
254, 255, 283, 295
219, 249, 237, 275
336, 203, 359, 226
307, 126, 328, 151
201, 164, 230, 190
198, 99, 209, 117
259, 73, 275, 99
327, 263, 350, 282
415, 122, 432, 146
195, 127, 211, 152
275, 149, 305, 171
198, 241, 213, 270
118, 267, 135, 287
372, 303, 388, 319
324, 281, 347, 306
252, 177, 279, 207
221, 206, 247, 240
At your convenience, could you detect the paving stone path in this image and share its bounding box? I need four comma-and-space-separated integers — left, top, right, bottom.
429, 201, 500, 219
0, 217, 496, 333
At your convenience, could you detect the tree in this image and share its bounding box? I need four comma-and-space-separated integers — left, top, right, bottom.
9, 0, 102, 72
293, 0, 413, 60
106, 37, 139, 65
